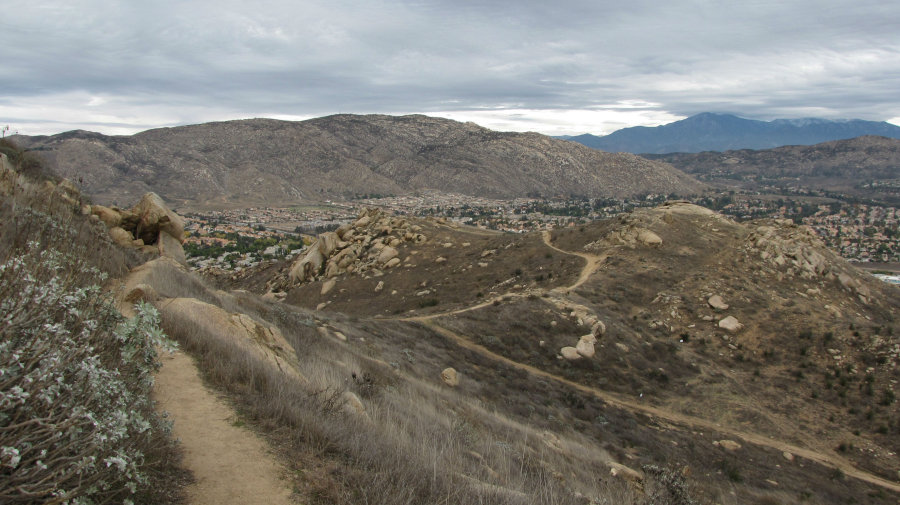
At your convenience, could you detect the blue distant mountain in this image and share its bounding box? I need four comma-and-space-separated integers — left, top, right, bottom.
564, 113, 900, 154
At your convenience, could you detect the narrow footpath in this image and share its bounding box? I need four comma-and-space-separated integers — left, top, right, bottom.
152, 350, 298, 505
116, 277, 298, 505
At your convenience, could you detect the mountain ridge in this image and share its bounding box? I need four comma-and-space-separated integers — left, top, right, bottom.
565, 112, 900, 154
646, 135, 900, 201
12, 114, 702, 209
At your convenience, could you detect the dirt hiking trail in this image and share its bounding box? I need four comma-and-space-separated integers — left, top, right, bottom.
153, 349, 298, 505
117, 288, 296, 505
409, 231, 900, 494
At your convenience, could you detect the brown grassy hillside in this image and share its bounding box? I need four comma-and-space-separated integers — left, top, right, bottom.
12, 114, 703, 208
187, 201, 900, 504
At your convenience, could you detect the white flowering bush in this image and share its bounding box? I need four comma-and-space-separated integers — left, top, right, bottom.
0, 243, 176, 504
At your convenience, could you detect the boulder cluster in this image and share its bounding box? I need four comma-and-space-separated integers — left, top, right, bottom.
87, 193, 186, 264
550, 301, 607, 361
585, 225, 662, 251
746, 220, 872, 303
287, 208, 426, 285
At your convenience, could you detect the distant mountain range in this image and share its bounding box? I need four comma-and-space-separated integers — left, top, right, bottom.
564, 113, 900, 154
11, 115, 702, 209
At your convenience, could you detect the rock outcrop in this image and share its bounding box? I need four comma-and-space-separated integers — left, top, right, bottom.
283, 208, 426, 288
744, 219, 874, 303
88, 192, 187, 265
157, 297, 305, 382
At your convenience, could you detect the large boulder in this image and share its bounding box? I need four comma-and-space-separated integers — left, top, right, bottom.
108, 226, 135, 247
91, 205, 122, 228
317, 232, 341, 257
289, 247, 325, 283
123, 283, 158, 304
131, 193, 185, 244
157, 298, 305, 382
560, 347, 581, 360
441, 367, 460, 387
707, 295, 729, 310
718, 316, 743, 333
637, 229, 662, 247
377, 246, 399, 265
576, 337, 595, 358
158, 230, 187, 266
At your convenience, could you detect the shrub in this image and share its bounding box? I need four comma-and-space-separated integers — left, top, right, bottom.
0, 161, 180, 505
418, 298, 439, 308
880, 388, 896, 406
0, 243, 177, 504
642, 464, 698, 505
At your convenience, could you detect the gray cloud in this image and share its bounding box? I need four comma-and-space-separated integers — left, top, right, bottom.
1, 0, 899, 135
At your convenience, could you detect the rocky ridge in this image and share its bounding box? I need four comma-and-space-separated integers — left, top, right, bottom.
269, 208, 429, 295
647, 135, 900, 199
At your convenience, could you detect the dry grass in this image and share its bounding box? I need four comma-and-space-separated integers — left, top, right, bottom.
153, 201, 900, 504
155, 280, 675, 504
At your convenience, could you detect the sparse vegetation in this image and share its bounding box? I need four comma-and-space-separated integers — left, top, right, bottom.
0, 150, 184, 504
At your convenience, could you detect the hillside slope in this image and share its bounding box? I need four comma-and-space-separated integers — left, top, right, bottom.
218, 201, 900, 504
12, 115, 702, 209
646, 135, 900, 200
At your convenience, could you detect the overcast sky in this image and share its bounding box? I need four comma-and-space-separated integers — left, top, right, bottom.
2, 0, 899, 136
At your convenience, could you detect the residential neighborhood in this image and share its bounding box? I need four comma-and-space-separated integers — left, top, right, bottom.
180, 193, 900, 275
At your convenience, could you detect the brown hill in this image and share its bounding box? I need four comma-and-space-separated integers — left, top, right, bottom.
648, 135, 900, 200
13, 115, 702, 208
215, 201, 900, 503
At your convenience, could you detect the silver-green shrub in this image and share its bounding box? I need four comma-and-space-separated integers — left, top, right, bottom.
0, 243, 175, 504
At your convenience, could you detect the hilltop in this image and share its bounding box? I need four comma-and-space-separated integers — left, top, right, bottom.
4, 137, 899, 504
207, 200, 900, 503
11, 114, 701, 209
565, 113, 900, 154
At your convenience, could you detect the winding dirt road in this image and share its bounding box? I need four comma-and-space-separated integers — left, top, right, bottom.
407, 231, 900, 494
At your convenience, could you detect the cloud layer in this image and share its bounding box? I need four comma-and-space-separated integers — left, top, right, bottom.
2, 0, 899, 135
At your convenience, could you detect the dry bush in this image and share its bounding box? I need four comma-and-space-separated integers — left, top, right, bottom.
0, 157, 184, 504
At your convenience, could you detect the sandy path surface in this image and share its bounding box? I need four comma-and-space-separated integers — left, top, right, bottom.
540, 230, 607, 291
153, 350, 298, 505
